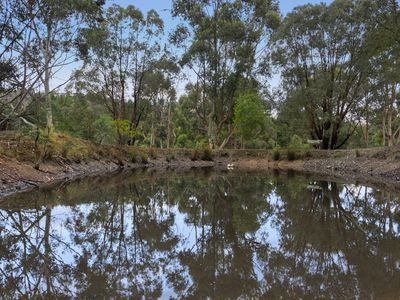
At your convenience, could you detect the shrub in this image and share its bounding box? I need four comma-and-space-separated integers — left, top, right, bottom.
176, 134, 191, 148
355, 149, 361, 158
272, 149, 280, 161
289, 134, 310, 150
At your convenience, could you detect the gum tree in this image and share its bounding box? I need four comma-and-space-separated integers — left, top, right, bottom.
172, 0, 279, 149
271, 0, 370, 149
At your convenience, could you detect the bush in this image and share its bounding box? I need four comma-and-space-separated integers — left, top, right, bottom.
287, 149, 296, 161
355, 149, 361, 158
272, 149, 280, 161
289, 134, 309, 150
176, 134, 192, 148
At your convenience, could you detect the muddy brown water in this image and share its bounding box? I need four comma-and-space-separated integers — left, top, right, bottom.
0, 169, 399, 299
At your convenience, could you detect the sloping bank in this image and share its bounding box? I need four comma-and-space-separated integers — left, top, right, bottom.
1, 133, 400, 199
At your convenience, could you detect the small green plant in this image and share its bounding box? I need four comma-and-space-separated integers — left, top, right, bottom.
272, 149, 280, 161
201, 148, 213, 161
287, 149, 296, 161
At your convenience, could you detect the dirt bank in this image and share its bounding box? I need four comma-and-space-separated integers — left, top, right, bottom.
2, 135, 400, 198
229, 146, 400, 190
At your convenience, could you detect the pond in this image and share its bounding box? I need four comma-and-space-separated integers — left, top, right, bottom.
0, 169, 399, 299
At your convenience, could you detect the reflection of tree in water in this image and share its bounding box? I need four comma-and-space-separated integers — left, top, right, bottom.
66, 181, 180, 299
0, 171, 400, 299
261, 176, 400, 298
0, 203, 73, 299
168, 175, 273, 299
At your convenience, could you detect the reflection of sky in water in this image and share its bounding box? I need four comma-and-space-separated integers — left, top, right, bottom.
1, 172, 400, 299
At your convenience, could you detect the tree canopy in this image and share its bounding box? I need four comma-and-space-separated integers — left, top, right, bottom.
0, 0, 399, 150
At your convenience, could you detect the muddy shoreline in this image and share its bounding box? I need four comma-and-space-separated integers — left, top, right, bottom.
2, 146, 400, 199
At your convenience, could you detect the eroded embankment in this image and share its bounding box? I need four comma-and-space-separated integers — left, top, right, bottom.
2, 133, 400, 199
231, 146, 400, 191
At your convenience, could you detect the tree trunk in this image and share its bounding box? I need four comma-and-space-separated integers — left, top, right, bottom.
167, 99, 171, 149
44, 206, 52, 297
44, 25, 53, 134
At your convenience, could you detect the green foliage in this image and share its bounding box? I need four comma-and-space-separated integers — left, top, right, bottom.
113, 120, 139, 144
234, 92, 267, 142
2, 0, 400, 152
92, 114, 117, 144
176, 134, 191, 148
289, 135, 310, 150
271, 1, 371, 150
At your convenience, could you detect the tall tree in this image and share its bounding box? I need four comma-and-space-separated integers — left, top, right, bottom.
271, 0, 370, 149
26, 0, 102, 133
362, 0, 400, 146
76, 4, 165, 144
172, 0, 279, 149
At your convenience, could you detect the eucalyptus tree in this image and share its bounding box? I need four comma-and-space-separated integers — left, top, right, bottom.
0, 0, 39, 129
0, 0, 102, 132
171, 0, 279, 149
23, 0, 103, 133
76, 4, 165, 145
362, 0, 400, 146
271, 0, 370, 149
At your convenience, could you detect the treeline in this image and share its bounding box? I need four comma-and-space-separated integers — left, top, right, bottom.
0, 0, 399, 150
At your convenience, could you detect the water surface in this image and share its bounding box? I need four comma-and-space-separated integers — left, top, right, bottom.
1, 169, 399, 299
